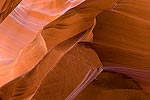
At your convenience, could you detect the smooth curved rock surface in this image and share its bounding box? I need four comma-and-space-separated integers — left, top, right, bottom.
0, 0, 150, 100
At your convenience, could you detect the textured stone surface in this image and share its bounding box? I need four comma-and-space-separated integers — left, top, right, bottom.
0, 0, 150, 100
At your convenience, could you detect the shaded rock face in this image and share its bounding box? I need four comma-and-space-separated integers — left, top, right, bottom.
0, 0, 22, 23
0, 0, 150, 100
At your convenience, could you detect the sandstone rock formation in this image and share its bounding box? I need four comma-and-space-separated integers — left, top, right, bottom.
0, 0, 150, 100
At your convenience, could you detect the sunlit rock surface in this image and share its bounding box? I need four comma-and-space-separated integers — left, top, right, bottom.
0, 0, 150, 100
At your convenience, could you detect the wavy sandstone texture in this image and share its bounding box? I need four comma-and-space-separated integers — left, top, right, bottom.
0, 0, 150, 100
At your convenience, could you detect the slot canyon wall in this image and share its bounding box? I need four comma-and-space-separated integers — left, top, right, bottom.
0, 0, 150, 100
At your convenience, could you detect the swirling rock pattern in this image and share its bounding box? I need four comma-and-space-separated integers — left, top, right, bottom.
0, 0, 150, 100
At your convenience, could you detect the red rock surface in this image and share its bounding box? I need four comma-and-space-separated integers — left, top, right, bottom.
0, 0, 150, 100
